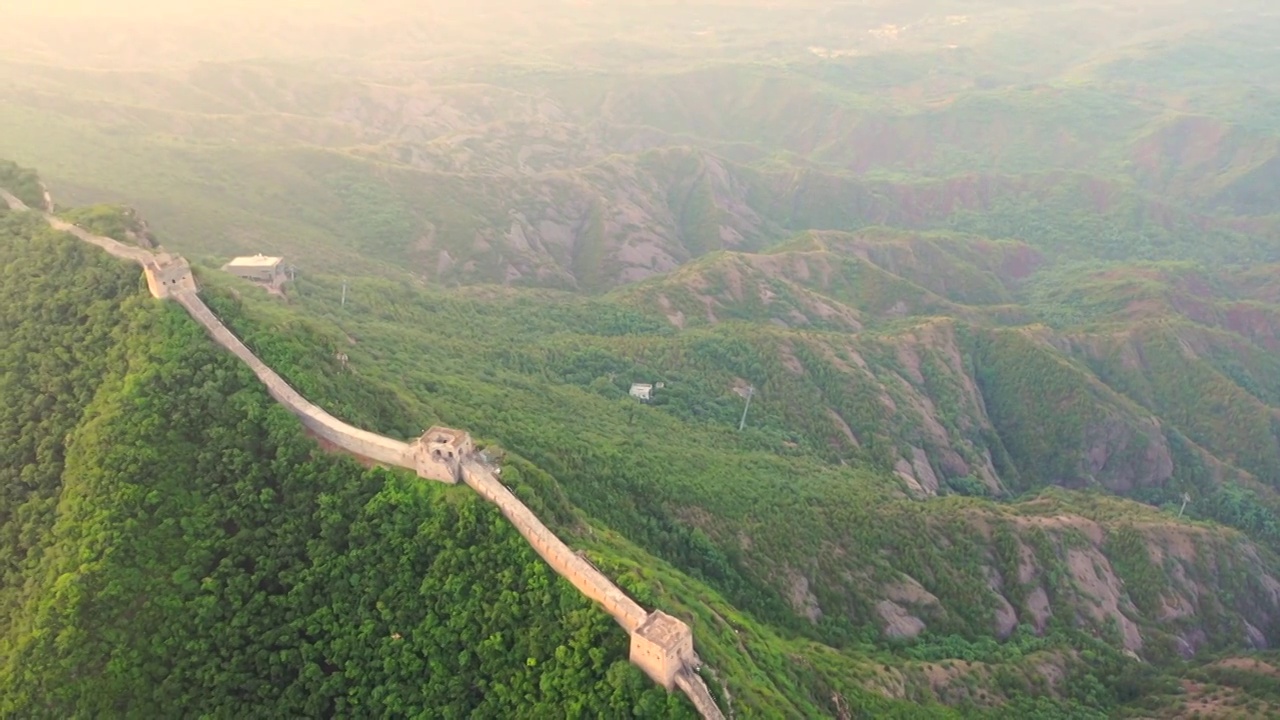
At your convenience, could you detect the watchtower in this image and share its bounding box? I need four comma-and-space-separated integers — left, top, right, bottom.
144, 254, 195, 299
630, 610, 696, 690
411, 426, 474, 484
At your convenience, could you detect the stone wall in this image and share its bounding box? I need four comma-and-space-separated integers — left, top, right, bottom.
631, 610, 697, 690
1, 189, 27, 212
676, 670, 726, 720
466, 463, 723, 718
4, 186, 409, 467
410, 427, 473, 484
47, 214, 157, 266
173, 292, 415, 468
462, 463, 650, 631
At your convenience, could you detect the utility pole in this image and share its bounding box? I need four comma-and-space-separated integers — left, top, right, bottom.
341, 278, 347, 307
738, 385, 754, 431
1177, 492, 1191, 518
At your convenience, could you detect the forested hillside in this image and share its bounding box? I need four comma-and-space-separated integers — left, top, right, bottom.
191, 254, 1280, 717
0, 209, 691, 718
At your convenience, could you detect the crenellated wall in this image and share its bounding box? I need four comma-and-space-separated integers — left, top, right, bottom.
677, 669, 727, 720
172, 293, 415, 468
7, 189, 724, 720
145, 255, 197, 298
462, 463, 650, 632
48, 214, 157, 266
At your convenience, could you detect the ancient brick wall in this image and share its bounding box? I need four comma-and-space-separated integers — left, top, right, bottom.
463, 464, 723, 718
676, 670, 726, 720
173, 292, 415, 468
47, 214, 157, 266
462, 463, 650, 631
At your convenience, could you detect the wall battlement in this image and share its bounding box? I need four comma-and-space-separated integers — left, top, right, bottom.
144, 254, 197, 298
411, 427, 473, 483
173, 293, 416, 468
462, 463, 650, 630
631, 610, 697, 690
6, 187, 723, 720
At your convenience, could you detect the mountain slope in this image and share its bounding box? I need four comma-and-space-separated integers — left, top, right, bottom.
192, 246, 1280, 704
0, 207, 693, 718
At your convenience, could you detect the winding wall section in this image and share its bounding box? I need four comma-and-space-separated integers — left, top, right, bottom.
4, 188, 724, 719
462, 464, 649, 631
173, 293, 414, 467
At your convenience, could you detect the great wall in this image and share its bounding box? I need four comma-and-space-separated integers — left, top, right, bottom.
1, 188, 725, 720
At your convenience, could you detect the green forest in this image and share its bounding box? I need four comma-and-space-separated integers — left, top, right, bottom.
0, 160, 41, 208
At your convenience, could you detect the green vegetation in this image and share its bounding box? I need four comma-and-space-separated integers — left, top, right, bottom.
189, 257, 1280, 716
4, 4, 1280, 291
0, 160, 41, 208
58, 204, 151, 246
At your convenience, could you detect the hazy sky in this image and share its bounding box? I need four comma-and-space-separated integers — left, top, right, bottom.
1, 0, 1267, 74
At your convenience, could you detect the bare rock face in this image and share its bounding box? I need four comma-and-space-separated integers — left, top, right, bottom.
1245, 622, 1268, 649
1081, 415, 1174, 493
985, 567, 1019, 639
1024, 587, 1052, 633
909, 447, 941, 496
1064, 547, 1144, 652
1175, 629, 1209, 659
813, 508, 1280, 668
785, 568, 823, 623
398, 143, 781, 289
894, 458, 928, 498
876, 600, 926, 639
875, 576, 942, 639
992, 595, 1019, 639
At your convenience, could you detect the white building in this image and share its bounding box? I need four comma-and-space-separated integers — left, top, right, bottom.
629, 383, 653, 401
224, 254, 285, 284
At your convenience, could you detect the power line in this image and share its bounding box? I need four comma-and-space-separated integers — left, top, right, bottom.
738, 386, 754, 431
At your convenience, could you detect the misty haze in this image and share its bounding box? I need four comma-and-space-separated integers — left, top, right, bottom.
3, 1, 1280, 718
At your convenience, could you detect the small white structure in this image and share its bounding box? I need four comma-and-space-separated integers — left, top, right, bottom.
630, 383, 653, 401
224, 254, 285, 284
